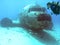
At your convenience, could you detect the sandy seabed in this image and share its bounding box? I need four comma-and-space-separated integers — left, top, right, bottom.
0, 27, 45, 45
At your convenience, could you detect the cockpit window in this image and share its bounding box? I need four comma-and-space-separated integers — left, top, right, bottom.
28, 8, 45, 12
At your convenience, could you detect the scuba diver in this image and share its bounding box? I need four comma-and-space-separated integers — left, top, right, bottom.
47, 1, 60, 15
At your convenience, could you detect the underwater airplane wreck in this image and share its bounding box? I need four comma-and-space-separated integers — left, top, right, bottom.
0, 4, 59, 45
19, 4, 59, 45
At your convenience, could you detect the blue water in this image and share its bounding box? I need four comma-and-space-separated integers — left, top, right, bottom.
0, 0, 60, 45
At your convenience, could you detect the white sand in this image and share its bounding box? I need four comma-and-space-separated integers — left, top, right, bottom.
0, 27, 44, 45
